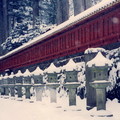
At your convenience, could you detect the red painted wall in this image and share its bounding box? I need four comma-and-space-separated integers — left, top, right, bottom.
0, 2, 120, 72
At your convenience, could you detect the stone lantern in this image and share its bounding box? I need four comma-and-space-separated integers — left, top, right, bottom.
87, 52, 112, 111
0, 75, 5, 96
64, 70, 79, 106
8, 72, 15, 98
32, 74, 44, 101
46, 72, 60, 103
84, 48, 106, 109
31, 66, 44, 101
3, 73, 9, 98
23, 69, 32, 99
44, 63, 61, 103
62, 59, 80, 106
15, 70, 23, 99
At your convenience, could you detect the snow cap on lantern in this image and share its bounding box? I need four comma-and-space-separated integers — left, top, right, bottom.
30, 66, 43, 76
31, 66, 43, 84
44, 63, 61, 73
9, 72, 15, 78
62, 59, 77, 71
87, 52, 112, 67
43, 63, 61, 83
23, 69, 31, 77
62, 59, 79, 83
0, 74, 3, 80
15, 70, 23, 77
4, 73, 9, 79
86, 52, 113, 83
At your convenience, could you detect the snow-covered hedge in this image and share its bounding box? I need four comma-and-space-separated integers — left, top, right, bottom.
106, 47, 120, 102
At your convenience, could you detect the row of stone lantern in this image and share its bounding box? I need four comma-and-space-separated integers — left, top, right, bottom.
34, 61, 81, 106
0, 59, 81, 106
0, 47, 113, 116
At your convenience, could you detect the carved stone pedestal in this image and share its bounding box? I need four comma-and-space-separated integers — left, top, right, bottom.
10, 86, 15, 97
17, 86, 23, 98
4, 86, 9, 99
47, 84, 60, 103
25, 86, 31, 99
35, 85, 44, 101
64, 83, 80, 106
90, 81, 111, 110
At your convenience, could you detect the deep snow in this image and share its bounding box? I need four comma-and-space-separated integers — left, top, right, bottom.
0, 96, 119, 120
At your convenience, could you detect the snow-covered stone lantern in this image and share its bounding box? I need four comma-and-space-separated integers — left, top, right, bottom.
8, 72, 15, 98
84, 48, 106, 109
62, 59, 80, 106
31, 66, 44, 101
87, 52, 112, 111
3, 73, 10, 98
23, 69, 32, 99
15, 70, 23, 99
44, 63, 61, 103
0, 75, 6, 96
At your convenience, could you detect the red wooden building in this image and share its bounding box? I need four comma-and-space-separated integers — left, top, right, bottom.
0, 0, 120, 73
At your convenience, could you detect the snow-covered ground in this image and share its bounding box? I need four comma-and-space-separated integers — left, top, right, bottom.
0, 96, 119, 120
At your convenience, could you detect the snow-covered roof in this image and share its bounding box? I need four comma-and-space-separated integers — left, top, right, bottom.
85, 48, 106, 54
87, 52, 112, 67
44, 63, 61, 73
0, 0, 119, 60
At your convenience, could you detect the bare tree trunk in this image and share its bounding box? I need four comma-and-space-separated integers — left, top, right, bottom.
0, 0, 9, 55
73, 0, 85, 15
85, 0, 93, 9
0, 0, 4, 43
33, 0, 39, 28
3, 0, 9, 39
56, 0, 69, 25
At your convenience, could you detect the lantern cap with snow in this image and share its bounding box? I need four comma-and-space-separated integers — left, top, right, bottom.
8, 72, 15, 84
84, 48, 107, 63
44, 63, 61, 73
43, 63, 61, 83
15, 70, 23, 84
87, 52, 112, 82
30, 67, 43, 84
61, 59, 78, 83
